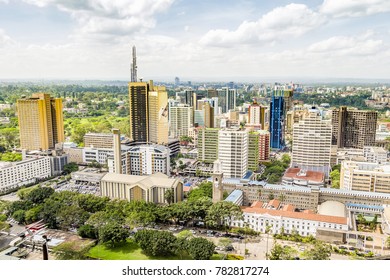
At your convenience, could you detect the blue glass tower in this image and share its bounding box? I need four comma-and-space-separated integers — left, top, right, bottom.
269, 90, 285, 149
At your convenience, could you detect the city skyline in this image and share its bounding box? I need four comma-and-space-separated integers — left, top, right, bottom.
0, 0, 390, 80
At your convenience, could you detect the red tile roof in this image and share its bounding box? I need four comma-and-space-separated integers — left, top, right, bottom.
283, 168, 325, 183
241, 206, 347, 224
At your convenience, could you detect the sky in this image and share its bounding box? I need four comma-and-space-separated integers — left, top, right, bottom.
0, 0, 390, 81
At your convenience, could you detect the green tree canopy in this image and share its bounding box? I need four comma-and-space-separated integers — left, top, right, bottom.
187, 181, 212, 202
134, 229, 177, 257
98, 222, 129, 247
268, 242, 298, 260
187, 237, 215, 260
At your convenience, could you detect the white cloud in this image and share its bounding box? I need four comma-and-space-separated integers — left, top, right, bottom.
320, 0, 390, 17
0, 0, 9, 4
23, 0, 175, 39
199, 4, 326, 47
0, 29, 15, 47
308, 35, 384, 56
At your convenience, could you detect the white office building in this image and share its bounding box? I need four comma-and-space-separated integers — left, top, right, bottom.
218, 129, 248, 178
108, 144, 170, 176
292, 109, 332, 176
169, 104, 193, 138
0, 157, 52, 192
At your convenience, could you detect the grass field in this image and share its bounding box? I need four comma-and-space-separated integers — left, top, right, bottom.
87, 239, 224, 260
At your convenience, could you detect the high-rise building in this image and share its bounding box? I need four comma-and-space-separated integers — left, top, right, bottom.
129, 82, 149, 143
248, 101, 266, 129
169, 104, 193, 138
198, 128, 219, 163
292, 109, 332, 176
148, 84, 169, 145
269, 90, 285, 149
248, 131, 260, 171
128, 80, 168, 145
217, 87, 236, 113
202, 102, 214, 128
84, 133, 115, 149
248, 130, 270, 171
175, 77, 180, 86
17, 93, 64, 150
208, 89, 218, 98
218, 129, 248, 178
258, 130, 270, 161
332, 106, 377, 149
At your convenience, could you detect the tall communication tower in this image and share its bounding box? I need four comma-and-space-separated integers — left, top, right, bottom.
131, 45, 137, 82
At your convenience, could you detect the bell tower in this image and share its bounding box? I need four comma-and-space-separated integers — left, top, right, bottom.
212, 159, 224, 203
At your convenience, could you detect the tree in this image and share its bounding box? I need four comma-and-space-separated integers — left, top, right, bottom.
57, 205, 89, 230
17, 186, 38, 200
77, 194, 109, 213
218, 238, 232, 251
281, 154, 291, 165
301, 241, 331, 260
386, 236, 390, 248
26, 187, 55, 204
268, 242, 298, 260
187, 181, 213, 202
98, 222, 129, 247
78, 224, 98, 239
330, 169, 340, 189
24, 205, 43, 224
187, 237, 215, 260
206, 201, 242, 229
12, 209, 26, 224
63, 162, 79, 174
177, 230, 193, 240
164, 189, 174, 205
53, 241, 91, 260
134, 229, 177, 257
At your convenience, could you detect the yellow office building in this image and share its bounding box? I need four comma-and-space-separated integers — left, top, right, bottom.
17, 93, 64, 151
128, 81, 168, 145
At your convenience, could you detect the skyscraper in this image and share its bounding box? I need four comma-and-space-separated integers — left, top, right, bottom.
332, 106, 377, 149
148, 83, 169, 145
17, 93, 64, 150
169, 104, 193, 138
217, 87, 236, 113
198, 128, 219, 163
248, 100, 266, 129
292, 109, 332, 175
202, 102, 214, 128
218, 129, 248, 179
129, 81, 149, 143
128, 80, 169, 145
269, 90, 285, 149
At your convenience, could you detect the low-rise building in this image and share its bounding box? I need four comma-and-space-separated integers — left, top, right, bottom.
230, 200, 348, 236
100, 172, 183, 204
0, 157, 51, 192
282, 168, 325, 188
340, 161, 390, 194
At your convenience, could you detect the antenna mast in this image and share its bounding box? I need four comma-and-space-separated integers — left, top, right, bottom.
131, 45, 137, 82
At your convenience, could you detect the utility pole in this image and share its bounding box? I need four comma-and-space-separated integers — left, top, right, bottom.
42, 235, 50, 260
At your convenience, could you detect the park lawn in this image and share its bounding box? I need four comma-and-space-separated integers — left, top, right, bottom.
87, 239, 224, 260
87, 239, 180, 260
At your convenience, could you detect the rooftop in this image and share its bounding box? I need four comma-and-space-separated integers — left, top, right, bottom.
242, 202, 347, 224
225, 189, 243, 203
101, 172, 179, 189
283, 168, 325, 183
